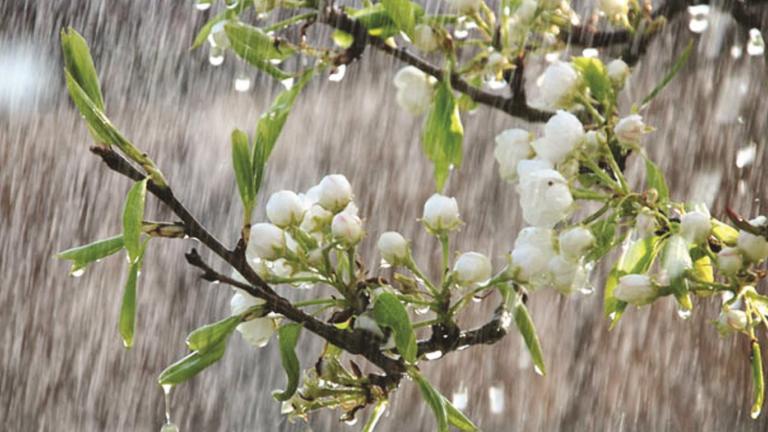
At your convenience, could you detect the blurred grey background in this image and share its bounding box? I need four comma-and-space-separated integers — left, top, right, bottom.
2, 0, 768, 430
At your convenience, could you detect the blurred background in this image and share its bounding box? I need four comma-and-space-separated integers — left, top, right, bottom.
2, 0, 768, 430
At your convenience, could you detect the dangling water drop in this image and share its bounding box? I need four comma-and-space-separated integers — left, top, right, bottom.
208, 46, 224, 66
224, 0, 239, 10
534, 365, 544, 376
328, 65, 346, 82
484, 76, 507, 90
453, 17, 469, 40
676, 308, 692, 320
344, 417, 358, 426
424, 350, 443, 360
280, 77, 295, 90
747, 28, 765, 56
160, 384, 178, 431
751, 405, 762, 419
234, 74, 251, 92
379, 259, 392, 269
452, 383, 468, 410
71, 268, 86, 278
414, 305, 430, 315
194, 0, 212, 11
160, 423, 179, 432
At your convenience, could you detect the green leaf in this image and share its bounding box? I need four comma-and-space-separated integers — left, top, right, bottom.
643, 156, 669, 204
56, 235, 124, 275
752, 341, 765, 419
641, 40, 693, 108
412, 371, 448, 432
585, 212, 618, 262
61, 28, 105, 111
64, 70, 126, 146
231, 129, 254, 212
186, 315, 243, 354
119, 255, 142, 349
273, 323, 302, 401
224, 22, 295, 80
444, 396, 479, 431
382, 0, 416, 36
512, 300, 546, 375
191, 13, 227, 50
603, 268, 626, 330
158, 338, 227, 385
372, 292, 417, 363
572, 57, 613, 103
422, 79, 463, 191
122, 179, 148, 262
348, 5, 400, 38
253, 68, 315, 162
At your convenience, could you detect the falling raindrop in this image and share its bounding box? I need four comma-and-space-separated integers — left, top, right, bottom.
424, 350, 443, 360
731, 45, 743, 59
234, 75, 251, 92
452, 383, 469, 410
736, 143, 756, 168
224, 0, 239, 10
194, 0, 212, 11
488, 385, 505, 414
746, 29, 765, 56
70, 268, 85, 278
209, 46, 225, 66
280, 77, 295, 90
328, 65, 346, 82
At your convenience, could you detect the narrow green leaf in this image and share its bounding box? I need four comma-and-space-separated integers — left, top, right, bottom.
361, 400, 388, 432
231, 129, 254, 211
423, 79, 463, 191
572, 56, 613, 103
372, 292, 417, 363
752, 341, 765, 419
512, 300, 546, 375
603, 268, 627, 330
122, 179, 148, 262
158, 339, 227, 385
444, 396, 479, 431
191, 13, 227, 50
348, 5, 400, 38
56, 235, 124, 274
382, 0, 416, 36
61, 28, 104, 111
119, 256, 141, 349
273, 323, 302, 401
412, 371, 448, 432
186, 315, 243, 354
225, 22, 295, 80
585, 212, 618, 262
64, 70, 126, 146
641, 40, 693, 107
643, 156, 670, 204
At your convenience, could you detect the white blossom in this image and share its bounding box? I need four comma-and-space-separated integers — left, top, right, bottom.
606, 59, 630, 87
331, 213, 364, 245
614, 114, 647, 145
717, 247, 743, 275
453, 252, 492, 285
393, 66, 435, 115
301, 204, 333, 233
231, 289, 274, 348
725, 309, 747, 330
538, 61, 579, 108
247, 223, 285, 260
494, 129, 532, 181
317, 174, 353, 211
532, 110, 585, 164
422, 193, 462, 232
680, 210, 712, 244
413, 24, 439, 52
614, 274, 656, 305
737, 216, 768, 262
516, 158, 554, 180
510, 246, 550, 283
377, 231, 409, 264
558, 226, 595, 260
266, 190, 305, 227
548, 255, 586, 294
662, 235, 693, 281
517, 169, 573, 227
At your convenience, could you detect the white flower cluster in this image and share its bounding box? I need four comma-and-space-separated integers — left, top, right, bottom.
393, 66, 436, 116
718, 216, 768, 274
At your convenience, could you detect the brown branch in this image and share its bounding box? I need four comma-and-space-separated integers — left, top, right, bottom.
320, 8, 554, 123
417, 304, 511, 357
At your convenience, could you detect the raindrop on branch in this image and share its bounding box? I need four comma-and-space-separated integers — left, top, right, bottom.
424, 350, 443, 360
328, 65, 346, 82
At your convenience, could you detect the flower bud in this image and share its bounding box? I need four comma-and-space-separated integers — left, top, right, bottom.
510, 246, 551, 284
494, 128, 532, 181
537, 61, 578, 108
422, 193, 462, 232
725, 309, 747, 331
301, 204, 333, 232
737, 216, 768, 262
606, 58, 629, 87
377, 231, 409, 264
614, 114, 647, 145
532, 110, 585, 164
231, 289, 273, 348
446, 0, 481, 13
517, 169, 573, 228
717, 247, 743, 275
453, 252, 492, 285
614, 274, 656, 305
548, 255, 586, 294
515, 227, 556, 252
331, 213, 364, 245
317, 174, 353, 212
599, 0, 629, 20
413, 24, 439, 52
680, 210, 712, 244
558, 226, 595, 260
394, 66, 435, 115
266, 190, 305, 227
247, 223, 286, 260
662, 235, 693, 281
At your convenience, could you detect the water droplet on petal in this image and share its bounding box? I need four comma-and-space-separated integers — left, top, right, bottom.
752, 405, 762, 419
328, 65, 346, 82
